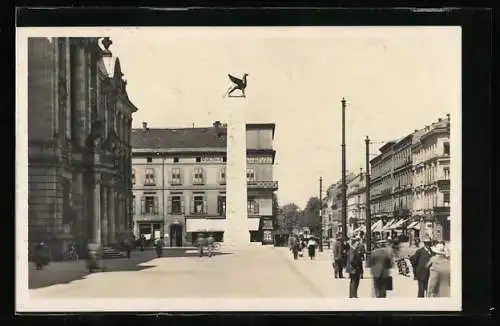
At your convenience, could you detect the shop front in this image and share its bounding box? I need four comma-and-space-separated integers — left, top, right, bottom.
261, 218, 274, 245
136, 221, 164, 246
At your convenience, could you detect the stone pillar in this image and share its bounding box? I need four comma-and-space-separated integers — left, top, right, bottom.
93, 172, 102, 246
72, 170, 86, 254
70, 39, 88, 148
108, 184, 116, 244
224, 97, 250, 247
101, 184, 108, 245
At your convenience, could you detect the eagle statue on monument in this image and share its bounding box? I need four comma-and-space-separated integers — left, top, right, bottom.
223, 73, 249, 98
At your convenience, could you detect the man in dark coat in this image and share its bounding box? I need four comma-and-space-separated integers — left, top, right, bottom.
369, 240, 394, 298
410, 236, 435, 297
332, 234, 344, 278
346, 237, 364, 298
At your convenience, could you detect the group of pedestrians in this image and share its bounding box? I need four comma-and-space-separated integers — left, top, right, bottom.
409, 236, 451, 297
289, 234, 319, 260
196, 233, 216, 258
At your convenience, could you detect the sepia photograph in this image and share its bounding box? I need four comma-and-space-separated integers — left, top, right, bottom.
16, 26, 461, 312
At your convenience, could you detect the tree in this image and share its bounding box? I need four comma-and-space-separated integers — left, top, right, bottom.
280, 203, 301, 233
301, 196, 322, 235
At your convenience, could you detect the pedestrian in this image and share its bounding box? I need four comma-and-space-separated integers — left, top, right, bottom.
426, 242, 451, 297
358, 238, 367, 279
155, 237, 163, 257
369, 239, 394, 298
207, 233, 215, 257
124, 237, 132, 259
346, 237, 363, 298
307, 237, 318, 260
33, 241, 47, 270
409, 235, 435, 297
291, 236, 300, 260
342, 238, 351, 277
196, 233, 205, 257
332, 233, 344, 278
139, 235, 145, 251
86, 240, 99, 273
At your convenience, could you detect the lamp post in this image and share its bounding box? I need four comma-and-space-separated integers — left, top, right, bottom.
319, 176, 323, 252
365, 136, 372, 257
341, 97, 348, 241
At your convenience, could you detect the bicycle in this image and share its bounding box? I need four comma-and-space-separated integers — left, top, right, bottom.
64, 249, 79, 262
212, 242, 221, 251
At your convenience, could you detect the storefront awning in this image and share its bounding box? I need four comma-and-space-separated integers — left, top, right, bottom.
389, 219, 409, 230
186, 218, 226, 233
371, 220, 383, 231
382, 219, 396, 231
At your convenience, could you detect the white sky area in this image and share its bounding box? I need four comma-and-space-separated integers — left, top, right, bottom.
107, 27, 461, 209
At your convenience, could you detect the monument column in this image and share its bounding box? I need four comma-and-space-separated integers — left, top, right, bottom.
108, 181, 116, 244
224, 81, 250, 247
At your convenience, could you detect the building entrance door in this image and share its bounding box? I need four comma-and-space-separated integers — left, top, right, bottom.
170, 224, 183, 247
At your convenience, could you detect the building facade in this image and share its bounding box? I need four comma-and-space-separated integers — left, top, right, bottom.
370, 141, 396, 225
412, 115, 451, 242
131, 121, 278, 246
347, 170, 366, 236
28, 37, 137, 260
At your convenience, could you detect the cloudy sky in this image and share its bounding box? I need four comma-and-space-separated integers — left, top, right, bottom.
107, 27, 460, 209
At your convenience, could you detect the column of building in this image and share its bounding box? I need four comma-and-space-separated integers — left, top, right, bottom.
70, 38, 90, 254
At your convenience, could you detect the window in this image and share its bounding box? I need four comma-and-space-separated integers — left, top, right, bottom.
141, 196, 159, 215
144, 168, 155, 186
443, 167, 450, 180
248, 198, 258, 214
131, 169, 136, 185
193, 167, 204, 185
219, 166, 226, 184
223, 156, 227, 162
171, 167, 182, 185
443, 142, 450, 155
132, 196, 136, 214
192, 195, 206, 214
196, 157, 201, 163
443, 192, 450, 206
146, 157, 152, 163
173, 157, 179, 163
170, 195, 183, 214
217, 196, 226, 216
246, 168, 255, 183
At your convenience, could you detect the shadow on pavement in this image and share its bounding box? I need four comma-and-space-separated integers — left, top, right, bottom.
29, 250, 160, 289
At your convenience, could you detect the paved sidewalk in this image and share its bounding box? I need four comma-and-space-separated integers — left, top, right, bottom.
276, 247, 418, 298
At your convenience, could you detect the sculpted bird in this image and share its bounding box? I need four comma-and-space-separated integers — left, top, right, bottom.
223, 73, 249, 98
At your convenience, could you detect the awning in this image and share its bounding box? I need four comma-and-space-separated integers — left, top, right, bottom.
373, 223, 384, 233
390, 219, 409, 230
186, 218, 226, 233
382, 219, 396, 231
407, 221, 418, 229
371, 220, 383, 231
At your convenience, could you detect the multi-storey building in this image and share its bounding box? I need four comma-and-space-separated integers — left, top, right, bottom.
323, 173, 357, 239
370, 141, 396, 223
347, 170, 366, 236
412, 115, 451, 242
131, 121, 278, 246
28, 37, 137, 259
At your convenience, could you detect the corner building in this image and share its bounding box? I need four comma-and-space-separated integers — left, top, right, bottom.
28, 37, 137, 259
131, 121, 278, 246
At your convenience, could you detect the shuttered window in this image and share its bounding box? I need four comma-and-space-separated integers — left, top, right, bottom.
171, 167, 183, 185
193, 167, 204, 185
144, 168, 156, 186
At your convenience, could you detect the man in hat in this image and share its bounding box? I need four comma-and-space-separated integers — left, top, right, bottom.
346, 236, 364, 298
410, 235, 435, 297
369, 239, 393, 298
332, 233, 344, 278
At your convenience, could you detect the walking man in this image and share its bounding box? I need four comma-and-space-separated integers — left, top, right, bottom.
369, 239, 394, 298
332, 233, 344, 278
207, 233, 215, 258
346, 237, 364, 298
196, 233, 206, 257
410, 236, 435, 297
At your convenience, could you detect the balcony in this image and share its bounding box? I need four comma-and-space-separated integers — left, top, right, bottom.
247, 180, 278, 190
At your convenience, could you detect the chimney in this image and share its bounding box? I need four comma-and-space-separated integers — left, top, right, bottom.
142, 122, 148, 130
438, 118, 442, 122
213, 120, 221, 128
414, 129, 418, 132
446, 113, 450, 120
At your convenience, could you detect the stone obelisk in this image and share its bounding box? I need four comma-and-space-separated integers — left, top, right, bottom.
224, 82, 250, 248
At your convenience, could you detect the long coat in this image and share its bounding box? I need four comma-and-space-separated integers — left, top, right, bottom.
345, 245, 364, 276
426, 256, 451, 297
410, 247, 434, 281
369, 247, 393, 278
332, 240, 343, 261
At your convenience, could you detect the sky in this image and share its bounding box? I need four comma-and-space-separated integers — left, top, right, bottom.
106, 27, 461, 209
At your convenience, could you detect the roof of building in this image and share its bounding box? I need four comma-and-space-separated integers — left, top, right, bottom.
132, 127, 226, 149
131, 123, 276, 150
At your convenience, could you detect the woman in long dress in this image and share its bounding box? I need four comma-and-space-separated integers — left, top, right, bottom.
426, 243, 451, 297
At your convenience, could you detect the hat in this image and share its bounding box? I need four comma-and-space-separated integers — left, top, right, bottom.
422, 236, 433, 243
432, 243, 447, 255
